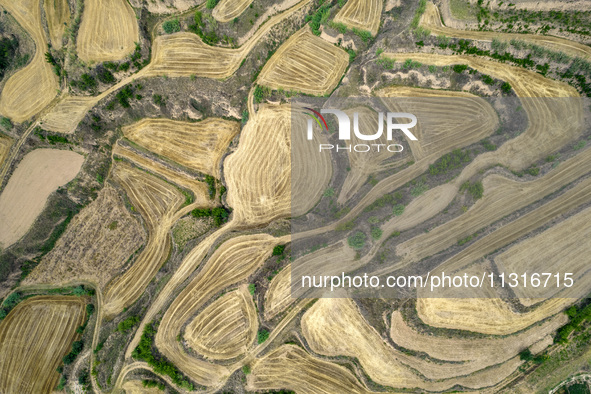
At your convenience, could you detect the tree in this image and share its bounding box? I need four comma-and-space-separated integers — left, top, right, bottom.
348, 231, 367, 250
162, 19, 181, 34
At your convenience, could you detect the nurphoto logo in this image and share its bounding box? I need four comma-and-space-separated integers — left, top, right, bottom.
304, 107, 418, 153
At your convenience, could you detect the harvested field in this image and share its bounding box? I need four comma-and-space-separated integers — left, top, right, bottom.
382, 53, 580, 170
263, 264, 291, 321
43, 0, 71, 49
421, 2, 591, 59
102, 162, 185, 317
212, 0, 254, 22
495, 205, 591, 301
333, 0, 383, 36
0, 132, 12, 169
0, 296, 86, 394
122, 380, 162, 394
23, 186, 147, 289
0, 149, 84, 249
0, 0, 59, 123
147, 33, 245, 78
302, 297, 526, 390
145, 0, 313, 79
390, 310, 567, 365
417, 296, 575, 336
379, 87, 498, 161
338, 106, 410, 204
225, 104, 331, 226
40, 96, 99, 134
397, 146, 591, 265
155, 234, 280, 387
247, 344, 374, 394
76, 0, 139, 62
263, 241, 357, 318
113, 142, 212, 205
257, 27, 349, 96
413, 175, 591, 334
122, 118, 239, 178
185, 285, 257, 360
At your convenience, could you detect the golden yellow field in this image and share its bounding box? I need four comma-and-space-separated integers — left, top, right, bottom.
103, 162, 186, 317
43, 0, 71, 49
23, 186, 147, 289
154, 234, 279, 387
113, 142, 212, 204
495, 204, 591, 301
146, 32, 245, 78
257, 27, 349, 96
212, 0, 254, 22
0, 296, 86, 394
337, 106, 410, 203
302, 297, 527, 390
390, 310, 566, 367
247, 344, 374, 393
0, 0, 59, 123
122, 380, 163, 394
77, 0, 139, 62
122, 118, 239, 178
185, 285, 257, 360
0, 132, 12, 169
0, 149, 84, 249
225, 104, 331, 226
396, 146, 591, 266
333, 0, 383, 36
145, 0, 313, 79
39, 96, 99, 134
263, 264, 292, 321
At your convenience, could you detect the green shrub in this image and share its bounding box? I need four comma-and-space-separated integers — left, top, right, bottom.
118, 316, 140, 333
452, 64, 468, 73
132, 322, 194, 389
306, 3, 331, 36
428, 149, 471, 175
272, 245, 286, 256
371, 227, 382, 240
163, 18, 181, 34
501, 81, 512, 93
410, 180, 428, 197
519, 348, 533, 361
248, 284, 256, 296
97, 67, 115, 84
257, 329, 270, 344
86, 304, 95, 315
352, 28, 372, 43
392, 204, 405, 216
153, 94, 166, 106
0, 116, 13, 130
242, 365, 251, 375
481, 138, 497, 151
206, 0, 218, 9
348, 231, 367, 250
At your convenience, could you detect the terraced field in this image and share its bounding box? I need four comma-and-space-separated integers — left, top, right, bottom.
212, 0, 254, 22
76, 0, 139, 62
122, 118, 239, 178
0, 0, 58, 122
0, 296, 86, 394
1, 0, 590, 392
257, 27, 349, 96
333, 0, 382, 36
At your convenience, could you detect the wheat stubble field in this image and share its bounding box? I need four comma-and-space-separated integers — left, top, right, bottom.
0, 0, 590, 392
